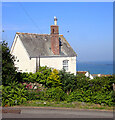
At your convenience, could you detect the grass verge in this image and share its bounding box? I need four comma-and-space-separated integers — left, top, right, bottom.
17, 100, 113, 110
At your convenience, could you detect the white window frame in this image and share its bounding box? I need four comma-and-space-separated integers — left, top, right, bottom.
63, 60, 69, 71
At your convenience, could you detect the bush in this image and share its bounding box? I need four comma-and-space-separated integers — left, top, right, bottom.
35, 66, 52, 86
45, 87, 66, 101
3, 60, 113, 107
59, 70, 77, 94
66, 90, 113, 106
18, 66, 52, 86
2, 41, 17, 86
2, 81, 28, 106
47, 69, 61, 88
23, 70, 114, 106
76, 74, 90, 90
27, 90, 45, 101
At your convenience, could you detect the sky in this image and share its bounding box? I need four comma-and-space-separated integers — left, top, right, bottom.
2, 2, 113, 62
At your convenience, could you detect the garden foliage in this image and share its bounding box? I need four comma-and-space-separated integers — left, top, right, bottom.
2, 81, 28, 106
2, 41, 114, 107
45, 87, 65, 101
2, 41, 16, 86
59, 70, 77, 93
47, 69, 61, 88
20, 70, 114, 106
3, 66, 114, 106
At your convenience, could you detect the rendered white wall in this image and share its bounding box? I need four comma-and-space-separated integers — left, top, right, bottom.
10, 35, 35, 73
24, 56, 76, 75
37, 56, 76, 75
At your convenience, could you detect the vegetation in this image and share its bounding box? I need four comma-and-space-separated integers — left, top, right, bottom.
1, 41, 114, 108
1, 41, 28, 106
14, 69, 114, 107
20, 100, 113, 110
2, 81, 28, 106
59, 70, 77, 94
2, 41, 16, 86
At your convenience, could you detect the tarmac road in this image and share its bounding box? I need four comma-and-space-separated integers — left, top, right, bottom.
2, 107, 113, 119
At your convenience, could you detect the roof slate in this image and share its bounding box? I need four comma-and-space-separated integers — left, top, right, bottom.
17, 32, 77, 57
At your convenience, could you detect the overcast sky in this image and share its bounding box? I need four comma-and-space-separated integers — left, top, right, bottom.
2, 2, 113, 62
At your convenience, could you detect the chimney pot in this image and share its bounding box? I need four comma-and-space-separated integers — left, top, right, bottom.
54, 16, 57, 25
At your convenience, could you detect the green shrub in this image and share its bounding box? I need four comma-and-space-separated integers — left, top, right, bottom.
35, 66, 52, 87
59, 70, 77, 93
19, 66, 52, 86
45, 87, 66, 101
2, 41, 17, 86
66, 90, 84, 102
47, 69, 61, 88
66, 89, 113, 106
27, 89, 45, 101
2, 81, 28, 106
3, 63, 113, 107
90, 91, 113, 106
76, 74, 90, 90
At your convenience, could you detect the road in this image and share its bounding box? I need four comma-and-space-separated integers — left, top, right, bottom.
2, 107, 113, 119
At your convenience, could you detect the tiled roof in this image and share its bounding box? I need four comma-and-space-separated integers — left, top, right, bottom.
17, 32, 77, 57
77, 71, 87, 74
100, 74, 112, 77
92, 74, 112, 77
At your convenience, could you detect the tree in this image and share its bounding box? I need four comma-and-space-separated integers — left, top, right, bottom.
59, 70, 77, 94
2, 41, 17, 86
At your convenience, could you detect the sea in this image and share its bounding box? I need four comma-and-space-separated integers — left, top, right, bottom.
77, 61, 113, 75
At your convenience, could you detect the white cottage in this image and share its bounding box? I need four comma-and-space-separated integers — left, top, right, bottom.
10, 17, 77, 75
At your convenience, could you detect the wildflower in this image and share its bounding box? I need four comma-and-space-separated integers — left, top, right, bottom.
5, 105, 8, 107
34, 86, 37, 89
44, 102, 46, 105
29, 85, 33, 89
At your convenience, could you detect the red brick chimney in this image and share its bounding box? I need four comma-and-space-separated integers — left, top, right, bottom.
50, 16, 59, 55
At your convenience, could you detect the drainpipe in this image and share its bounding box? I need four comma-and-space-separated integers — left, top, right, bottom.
38, 55, 40, 70
36, 55, 40, 72
36, 57, 38, 72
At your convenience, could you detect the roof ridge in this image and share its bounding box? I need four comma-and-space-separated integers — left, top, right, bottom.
16, 32, 50, 35
16, 32, 65, 36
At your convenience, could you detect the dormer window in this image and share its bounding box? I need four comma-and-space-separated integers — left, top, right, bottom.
63, 60, 69, 71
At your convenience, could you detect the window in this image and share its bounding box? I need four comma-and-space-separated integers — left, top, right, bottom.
63, 60, 69, 71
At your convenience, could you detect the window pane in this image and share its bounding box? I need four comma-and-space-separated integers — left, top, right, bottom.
63, 60, 68, 71
63, 66, 68, 71
63, 60, 68, 65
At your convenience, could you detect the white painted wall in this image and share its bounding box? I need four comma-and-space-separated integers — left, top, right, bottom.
10, 34, 36, 73
29, 56, 76, 74
39, 56, 76, 75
